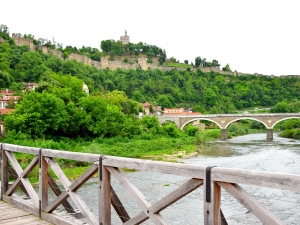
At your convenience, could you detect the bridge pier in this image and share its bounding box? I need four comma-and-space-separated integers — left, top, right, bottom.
221, 128, 228, 140
266, 129, 273, 141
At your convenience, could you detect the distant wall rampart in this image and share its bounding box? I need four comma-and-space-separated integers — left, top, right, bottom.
8, 34, 300, 78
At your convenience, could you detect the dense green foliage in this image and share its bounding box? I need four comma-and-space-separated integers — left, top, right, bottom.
1, 24, 300, 145
100, 39, 166, 64
1, 24, 300, 115
1, 38, 300, 113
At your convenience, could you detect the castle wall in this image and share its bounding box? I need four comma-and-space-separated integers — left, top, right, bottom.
9, 34, 300, 78
48, 49, 63, 59
12, 33, 35, 51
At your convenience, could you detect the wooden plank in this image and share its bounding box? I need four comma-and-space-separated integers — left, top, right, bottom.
44, 190, 68, 213
46, 157, 98, 225
45, 164, 97, 213
3, 195, 80, 225
99, 165, 111, 225
204, 181, 221, 225
68, 164, 98, 191
3, 144, 99, 162
217, 182, 284, 225
5, 177, 22, 196
0, 215, 42, 225
39, 156, 48, 210
22, 155, 39, 178
212, 167, 300, 192
47, 172, 75, 213
103, 156, 207, 179
7, 164, 28, 195
125, 178, 203, 225
5, 151, 39, 207
1, 149, 9, 200
107, 166, 169, 225
111, 185, 130, 223
6, 156, 38, 196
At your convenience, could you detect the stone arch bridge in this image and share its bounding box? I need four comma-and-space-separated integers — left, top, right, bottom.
158, 113, 300, 140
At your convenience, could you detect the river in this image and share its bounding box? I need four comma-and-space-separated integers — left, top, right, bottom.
71, 132, 300, 224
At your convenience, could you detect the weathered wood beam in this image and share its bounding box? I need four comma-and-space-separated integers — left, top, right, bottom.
103, 156, 207, 179
211, 167, 300, 192
5, 151, 39, 207
39, 155, 48, 211
47, 172, 75, 213
107, 166, 168, 225
1, 149, 9, 200
110, 185, 130, 223
3, 144, 99, 162
217, 182, 284, 225
204, 181, 221, 225
99, 165, 111, 225
46, 157, 98, 225
7, 164, 28, 195
124, 178, 203, 225
68, 164, 98, 191
22, 156, 39, 177
45, 164, 98, 213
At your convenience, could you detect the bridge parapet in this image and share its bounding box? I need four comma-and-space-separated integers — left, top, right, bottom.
159, 113, 300, 130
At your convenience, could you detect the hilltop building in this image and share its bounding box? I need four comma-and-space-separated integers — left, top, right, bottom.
120, 30, 130, 44
83, 82, 89, 95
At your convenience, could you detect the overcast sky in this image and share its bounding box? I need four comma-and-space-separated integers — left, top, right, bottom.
1, 0, 300, 76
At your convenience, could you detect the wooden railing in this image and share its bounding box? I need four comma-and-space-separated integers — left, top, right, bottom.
1, 143, 300, 224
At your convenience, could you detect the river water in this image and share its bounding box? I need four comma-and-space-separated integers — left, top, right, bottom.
72, 132, 300, 224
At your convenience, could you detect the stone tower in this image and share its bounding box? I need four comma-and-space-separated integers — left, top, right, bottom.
120, 30, 130, 44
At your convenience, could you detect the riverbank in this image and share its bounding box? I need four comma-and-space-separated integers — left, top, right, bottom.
1, 127, 266, 183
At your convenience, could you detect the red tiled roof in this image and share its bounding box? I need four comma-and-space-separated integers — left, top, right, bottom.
163, 112, 202, 116
0, 90, 14, 95
0, 96, 20, 101
142, 102, 152, 107
0, 108, 15, 114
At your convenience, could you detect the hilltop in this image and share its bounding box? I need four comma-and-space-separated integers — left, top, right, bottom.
2, 25, 298, 78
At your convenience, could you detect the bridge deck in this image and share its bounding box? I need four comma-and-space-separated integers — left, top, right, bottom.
0, 200, 52, 225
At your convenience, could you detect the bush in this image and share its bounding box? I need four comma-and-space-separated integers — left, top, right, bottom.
292, 130, 300, 140
162, 123, 182, 138
279, 129, 294, 138
184, 124, 199, 136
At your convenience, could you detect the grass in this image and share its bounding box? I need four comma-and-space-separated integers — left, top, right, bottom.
167, 62, 192, 69
2, 127, 258, 183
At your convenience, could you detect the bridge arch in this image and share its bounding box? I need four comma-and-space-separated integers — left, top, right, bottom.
271, 117, 300, 129
224, 117, 268, 129
180, 118, 222, 130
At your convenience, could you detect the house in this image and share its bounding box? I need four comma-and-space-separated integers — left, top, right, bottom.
0, 90, 20, 108
141, 102, 152, 116
23, 82, 38, 92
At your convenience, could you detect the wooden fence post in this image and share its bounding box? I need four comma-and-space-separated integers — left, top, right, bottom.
99, 157, 111, 225
1, 148, 8, 201
39, 149, 48, 216
204, 167, 221, 225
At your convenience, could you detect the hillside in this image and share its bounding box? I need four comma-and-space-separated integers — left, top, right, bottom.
1, 24, 300, 114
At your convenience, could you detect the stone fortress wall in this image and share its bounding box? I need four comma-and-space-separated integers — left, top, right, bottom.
8, 34, 300, 78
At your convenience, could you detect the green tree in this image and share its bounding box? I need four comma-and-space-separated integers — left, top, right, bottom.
222, 63, 231, 72
270, 101, 290, 113
195, 56, 202, 67
5, 91, 68, 138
